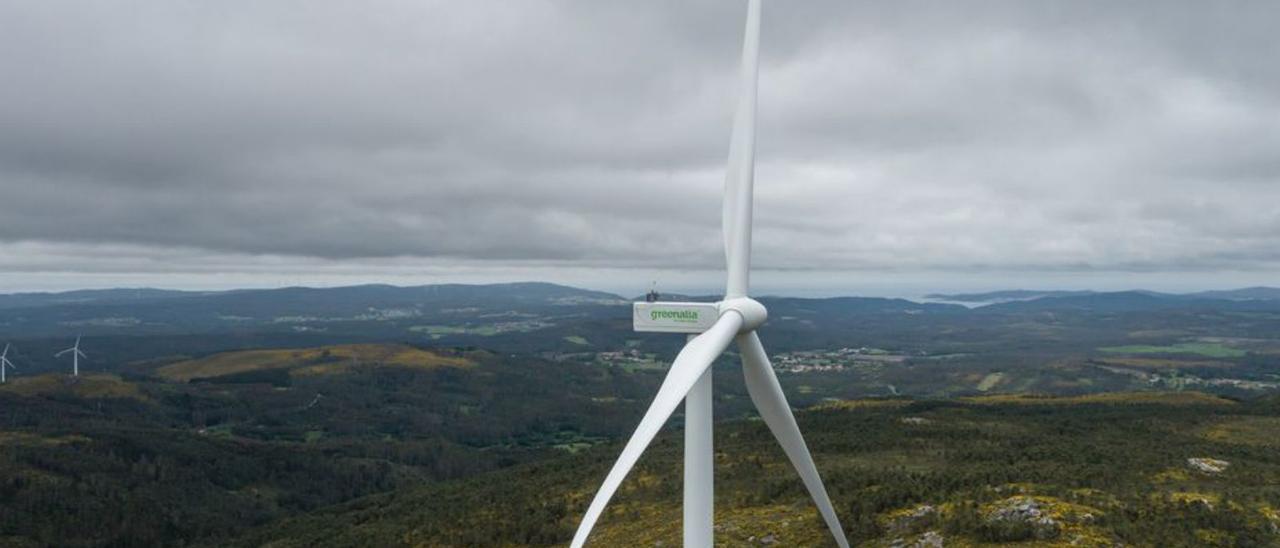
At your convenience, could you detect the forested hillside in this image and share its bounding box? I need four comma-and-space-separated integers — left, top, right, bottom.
231, 393, 1280, 547
0, 346, 668, 546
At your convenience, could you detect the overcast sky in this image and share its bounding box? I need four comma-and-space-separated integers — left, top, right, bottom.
1, 1, 1277, 296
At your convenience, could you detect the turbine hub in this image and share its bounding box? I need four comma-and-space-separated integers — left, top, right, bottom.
718, 296, 767, 332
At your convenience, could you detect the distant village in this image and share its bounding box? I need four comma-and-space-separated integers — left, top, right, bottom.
770, 347, 908, 373
591, 346, 913, 373
1094, 362, 1280, 392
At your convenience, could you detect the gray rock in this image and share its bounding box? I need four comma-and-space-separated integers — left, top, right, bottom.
887, 504, 938, 534
915, 530, 944, 547
1187, 457, 1230, 474
986, 497, 1060, 540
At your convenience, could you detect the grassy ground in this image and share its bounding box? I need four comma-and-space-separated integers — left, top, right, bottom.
0, 373, 151, 401
976, 372, 1006, 391
1095, 357, 1234, 369
1200, 416, 1280, 447
155, 343, 471, 381
1098, 343, 1247, 358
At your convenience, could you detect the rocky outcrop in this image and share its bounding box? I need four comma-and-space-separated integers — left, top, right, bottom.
888, 530, 944, 548
885, 504, 938, 534
916, 531, 944, 547
985, 496, 1061, 540
1187, 457, 1230, 474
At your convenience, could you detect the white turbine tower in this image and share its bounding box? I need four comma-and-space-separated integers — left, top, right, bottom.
0, 344, 15, 383
55, 336, 87, 377
571, 2, 849, 547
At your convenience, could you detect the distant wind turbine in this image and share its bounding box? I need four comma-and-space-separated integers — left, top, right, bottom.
1, 344, 15, 383
55, 336, 87, 377
570, 2, 849, 547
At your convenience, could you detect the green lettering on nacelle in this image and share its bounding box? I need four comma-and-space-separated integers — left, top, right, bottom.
650, 309, 700, 322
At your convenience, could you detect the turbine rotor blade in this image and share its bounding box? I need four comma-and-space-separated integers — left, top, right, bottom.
739, 331, 850, 548
77, 350, 88, 359
55, 348, 74, 357
570, 312, 744, 548
722, 0, 760, 299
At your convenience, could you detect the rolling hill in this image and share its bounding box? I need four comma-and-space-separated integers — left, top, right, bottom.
154, 343, 471, 382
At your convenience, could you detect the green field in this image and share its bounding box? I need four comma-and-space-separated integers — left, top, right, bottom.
408, 320, 550, 338
155, 343, 471, 381
976, 372, 1006, 391
410, 324, 499, 336
1098, 342, 1247, 358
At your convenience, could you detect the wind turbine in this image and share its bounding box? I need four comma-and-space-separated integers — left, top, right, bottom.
0, 344, 15, 383
571, 2, 849, 547
55, 336, 87, 377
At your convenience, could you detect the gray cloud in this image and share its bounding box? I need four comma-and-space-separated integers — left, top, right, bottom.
1, 0, 1279, 292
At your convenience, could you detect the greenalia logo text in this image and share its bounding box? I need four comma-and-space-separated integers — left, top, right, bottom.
651, 309, 699, 323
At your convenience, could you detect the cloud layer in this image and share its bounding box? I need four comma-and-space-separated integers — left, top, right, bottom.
2, 1, 1278, 292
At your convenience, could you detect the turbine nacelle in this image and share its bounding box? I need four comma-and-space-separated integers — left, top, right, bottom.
632, 297, 767, 335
